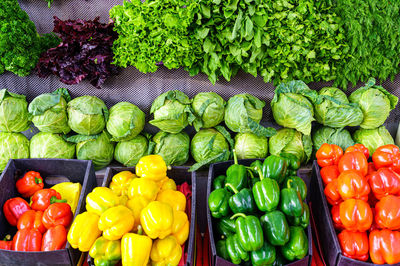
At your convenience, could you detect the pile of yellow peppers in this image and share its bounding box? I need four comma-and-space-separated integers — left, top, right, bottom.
67, 155, 190, 266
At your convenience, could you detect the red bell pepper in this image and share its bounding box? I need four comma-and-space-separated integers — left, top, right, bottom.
372, 144, 400, 174
369, 168, 400, 200
0, 235, 12, 250
375, 195, 400, 230
3, 197, 31, 226
337, 170, 370, 201
338, 151, 368, 177
42, 202, 73, 229
345, 144, 370, 160
331, 205, 344, 230
12, 229, 42, 251
324, 179, 343, 205
339, 199, 372, 232
16, 171, 44, 198
367, 162, 376, 177
17, 210, 46, 234
320, 165, 340, 186
41, 225, 67, 251
370, 229, 400, 265
338, 230, 369, 261
31, 189, 66, 212
316, 144, 343, 167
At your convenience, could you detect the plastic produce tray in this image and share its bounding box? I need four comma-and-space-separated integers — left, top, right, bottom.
88, 166, 196, 266
0, 159, 96, 266
206, 159, 313, 266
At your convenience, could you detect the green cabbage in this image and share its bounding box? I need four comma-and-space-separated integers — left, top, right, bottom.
153, 131, 190, 166
149, 90, 194, 133
353, 126, 395, 154
0, 89, 30, 132
67, 96, 109, 135
0, 132, 29, 172
349, 78, 398, 129
106, 102, 145, 141
30, 132, 75, 159
28, 88, 71, 134
271, 80, 321, 135
312, 126, 354, 152
67, 131, 114, 170
234, 133, 269, 159
192, 92, 225, 131
269, 128, 312, 163
114, 135, 149, 167
315, 87, 363, 128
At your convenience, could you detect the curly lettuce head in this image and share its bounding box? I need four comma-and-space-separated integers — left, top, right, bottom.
312, 126, 354, 152
106, 102, 145, 141
353, 126, 395, 154
114, 135, 149, 167
234, 132, 268, 160
0, 89, 31, 132
192, 92, 225, 131
30, 132, 75, 159
349, 78, 398, 129
0, 132, 29, 172
153, 131, 190, 166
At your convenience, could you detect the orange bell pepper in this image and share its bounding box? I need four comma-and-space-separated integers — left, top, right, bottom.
369, 168, 400, 200
42, 202, 73, 229
375, 195, 400, 230
370, 229, 400, 264
338, 230, 369, 261
320, 165, 340, 186
316, 144, 343, 167
17, 210, 46, 234
367, 162, 376, 177
372, 144, 400, 174
324, 180, 343, 205
338, 151, 368, 177
339, 199, 372, 232
12, 228, 42, 251
337, 170, 370, 201
345, 144, 369, 160
16, 171, 44, 198
331, 205, 344, 230
41, 225, 67, 251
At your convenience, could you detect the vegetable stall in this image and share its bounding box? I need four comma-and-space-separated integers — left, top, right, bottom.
0, 0, 400, 265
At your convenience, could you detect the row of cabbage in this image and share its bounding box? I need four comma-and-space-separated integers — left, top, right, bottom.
0, 78, 397, 172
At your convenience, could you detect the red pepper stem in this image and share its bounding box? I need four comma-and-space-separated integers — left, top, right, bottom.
233, 149, 238, 165
50, 196, 67, 204
225, 183, 239, 194
230, 213, 246, 220
35, 177, 42, 184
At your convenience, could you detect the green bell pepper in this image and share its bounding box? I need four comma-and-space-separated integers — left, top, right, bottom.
262, 155, 287, 184
216, 217, 236, 237
272, 252, 287, 266
213, 175, 226, 190
226, 234, 249, 264
282, 176, 307, 201
249, 160, 263, 177
281, 226, 308, 261
252, 175, 280, 212
208, 188, 232, 218
260, 210, 290, 246
288, 204, 310, 229
279, 180, 304, 217
287, 169, 297, 177
281, 153, 301, 170
225, 150, 248, 192
225, 184, 256, 214
232, 213, 264, 252
216, 239, 230, 260
89, 236, 121, 266
251, 241, 276, 266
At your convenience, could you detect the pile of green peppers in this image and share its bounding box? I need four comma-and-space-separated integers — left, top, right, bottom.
208, 152, 310, 265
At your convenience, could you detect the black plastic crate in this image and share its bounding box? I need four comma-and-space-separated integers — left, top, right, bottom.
88, 166, 196, 266
207, 159, 313, 266
310, 161, 400, 266
0, 159, 96, 266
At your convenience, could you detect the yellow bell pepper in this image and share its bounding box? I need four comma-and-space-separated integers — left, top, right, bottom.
119, 195, 129, 206
150, 236, 182, 266
86, 187, 120, 216
121, 231, 152, 266
128, 178, 159, 201
140, 201, 174, 239
158, 177, 177, 191
51, 182, 82, 215
156, 189, 186, 212
172, 210, 190, 245
109, 171, 137, 196
89, 236, 121, 266
99, 205, 135, 241
68, 211, 102, 252
136, 155, 168, 182
126, 196, 150, 232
